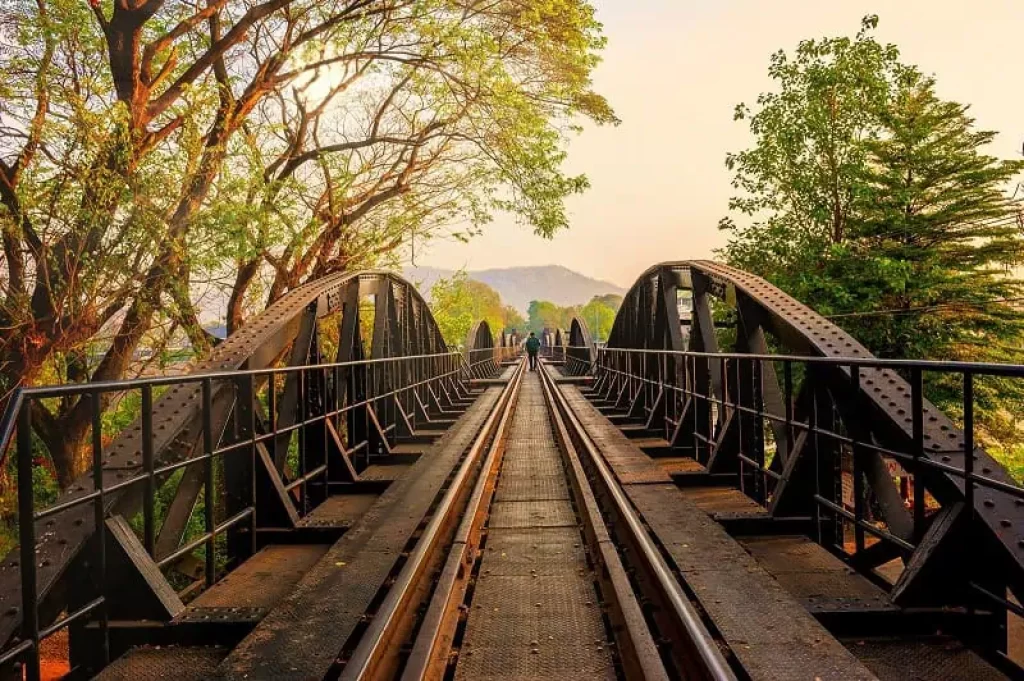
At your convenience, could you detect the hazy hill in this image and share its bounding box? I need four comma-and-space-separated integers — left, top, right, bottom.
402, 265, 625, 313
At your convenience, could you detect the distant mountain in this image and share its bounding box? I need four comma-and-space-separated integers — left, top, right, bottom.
402, 265, 625, 313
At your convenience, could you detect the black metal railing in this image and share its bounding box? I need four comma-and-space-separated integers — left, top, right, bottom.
589, 345, 1024, 668
0, 347, 504, 680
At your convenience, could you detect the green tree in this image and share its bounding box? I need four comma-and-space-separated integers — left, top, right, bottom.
429, 273, 505, 349
840, 77, 1024, 360
719, 15, 911, 279
721, 15, 1024, 362
527, 300, 567, 333
526, 295, 619, 339
580, 294, 621, 342
0, 0, 616, 484
721, 15, 1024, 456
502, 306, 527, 334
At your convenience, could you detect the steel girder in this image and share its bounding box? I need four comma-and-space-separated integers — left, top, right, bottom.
464, 321, 503, 379
601, 260, 1024, 610
564, 317, 596, 376
0, 270, 451, 651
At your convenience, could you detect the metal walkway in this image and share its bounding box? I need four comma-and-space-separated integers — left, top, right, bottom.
454, 372, 614, 680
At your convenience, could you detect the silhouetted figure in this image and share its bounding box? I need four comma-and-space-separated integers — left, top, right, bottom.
525, 332, 540, 371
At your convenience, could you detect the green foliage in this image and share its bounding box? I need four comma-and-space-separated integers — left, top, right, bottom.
579, 295, 622, 342
0, 0, 616, 485
429, 272, 506, 349
502, 306, 527, 334
720, 15, 911, 274
527, 294, 621, 340
527, 300, 568, 333
721, 14, 1024, 459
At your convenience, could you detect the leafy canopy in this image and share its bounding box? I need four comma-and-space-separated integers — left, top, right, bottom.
720, 14, 1024, 455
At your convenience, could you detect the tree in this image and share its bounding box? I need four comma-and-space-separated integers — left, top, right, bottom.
429, 273, 505, 349
525, 295, 619, 339
580, 294, 621, 342
836, 77, 1024, 360
720, 15, 1024, 455
527, 300, 569, 333
502, 306, 527, 335
719, 15, 911, 281
0, 0, 616, 485
721, 15, 1024, 361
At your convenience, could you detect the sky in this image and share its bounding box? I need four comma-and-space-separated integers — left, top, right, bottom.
410, 0, 1024, 288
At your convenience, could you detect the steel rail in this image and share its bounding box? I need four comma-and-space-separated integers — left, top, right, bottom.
400, 359, 527, 680
402, 357, 670, 681
536, 361, 670, 681
338, 360, 526, 680
538, 361, 737, 681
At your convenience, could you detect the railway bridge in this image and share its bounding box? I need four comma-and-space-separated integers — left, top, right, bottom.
1, 261, 1022, 680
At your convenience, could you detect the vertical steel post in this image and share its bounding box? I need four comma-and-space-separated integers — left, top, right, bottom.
141, 385, 155, 556
964, 372, 976, 623
17, 404, 40, 681
850, 366, 865, 553
202, 379, 216, 587
91, 393, 109, 666
910, 367, 925, 539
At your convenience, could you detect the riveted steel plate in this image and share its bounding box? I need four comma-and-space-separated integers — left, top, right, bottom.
737, 641, 876, 681
741, 538, 895, 613
480, 528, 587, 577
844, 637, 1005, 680
456, 574, 614, 681
488, 501, 577, 529
185, 544, 328, 611
296, 493, 379, 529
494, 474, 571, 502
657, 457, 707, 475
359, 463, 413, 482
174, 606, 265, 623
94, 646, 226, 681
500, 454, 565, 478
680, 486, 768, 517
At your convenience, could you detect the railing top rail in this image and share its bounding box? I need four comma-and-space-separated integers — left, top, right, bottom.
596, 345, 1024, 377
10, 350, 468, 399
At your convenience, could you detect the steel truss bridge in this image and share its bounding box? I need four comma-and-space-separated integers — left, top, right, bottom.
1, 262, 1022, 680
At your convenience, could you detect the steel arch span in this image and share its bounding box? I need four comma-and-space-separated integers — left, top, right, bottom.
0, 270, 498, 655
595, 260, 1024, 615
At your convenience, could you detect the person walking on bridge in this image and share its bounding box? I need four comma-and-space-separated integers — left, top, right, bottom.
525, 332, 540, 371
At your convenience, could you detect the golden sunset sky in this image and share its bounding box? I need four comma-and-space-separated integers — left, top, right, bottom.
416, 0, 1023, 287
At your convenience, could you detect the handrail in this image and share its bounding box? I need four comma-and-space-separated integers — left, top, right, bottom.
596, 345, 1024, 377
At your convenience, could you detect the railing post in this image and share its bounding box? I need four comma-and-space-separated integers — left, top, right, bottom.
751, 358, 765, 504
298, 368, 308, 512
964, 372, 975, 623
910, 366, 925, 540
784, 361, 793, 470
17, 403, 40, 681
850, 366, 865, 553
91, 392, 109, 667
202, 379, 216, 588
141, 385, 155, 556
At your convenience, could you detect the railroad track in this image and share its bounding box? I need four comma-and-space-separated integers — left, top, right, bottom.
335, 359, 736, 681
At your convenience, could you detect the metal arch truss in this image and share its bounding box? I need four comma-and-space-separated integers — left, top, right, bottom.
564, 318, 596, 376
594, 260, 1024, 629
0, 270, 501, 668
